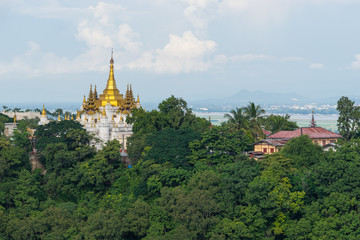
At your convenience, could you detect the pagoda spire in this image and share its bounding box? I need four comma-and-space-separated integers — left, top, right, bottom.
94, 85, 98, 100
41, 105, 46, 116
105, 49, 117, 91
310, 110, 316, 127
58, 112, 61, 121
88, 84, 93, 99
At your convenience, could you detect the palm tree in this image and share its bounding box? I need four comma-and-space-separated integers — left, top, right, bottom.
264, 114, 298, 133
242, 102, 266, 140
224, 107, 249, 131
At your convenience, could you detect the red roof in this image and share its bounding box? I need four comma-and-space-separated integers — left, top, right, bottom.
268, 127, 342, 139
262, 129, 272, 136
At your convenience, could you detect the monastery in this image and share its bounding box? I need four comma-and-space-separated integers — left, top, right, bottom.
38, 52, 141, 149
252, 112, 342, 157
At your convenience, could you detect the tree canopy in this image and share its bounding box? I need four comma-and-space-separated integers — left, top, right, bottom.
1, 96, 360, 239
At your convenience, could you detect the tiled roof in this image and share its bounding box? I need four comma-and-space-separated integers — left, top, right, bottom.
262, 129, 272, 136
268, 127, 342, 139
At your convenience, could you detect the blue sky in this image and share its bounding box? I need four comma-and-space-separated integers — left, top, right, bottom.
1, 0, 360, 103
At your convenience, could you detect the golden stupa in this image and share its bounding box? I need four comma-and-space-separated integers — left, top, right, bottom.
81, 50, 139, 114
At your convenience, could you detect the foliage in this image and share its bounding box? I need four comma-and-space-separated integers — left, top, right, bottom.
144, 128, 201, 168
262, 114, 298, 133
337, 96, 360, 140
0, 113, 13, 135
189, 126, 253, 166
224, 107, 249, 131
2, 96, 360, 239
35, 120, 91, 151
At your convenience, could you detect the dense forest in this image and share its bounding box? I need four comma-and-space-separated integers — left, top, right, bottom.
0, 96, 360, 239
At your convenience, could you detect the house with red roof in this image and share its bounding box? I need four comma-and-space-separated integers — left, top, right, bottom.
253, 112, 342, 155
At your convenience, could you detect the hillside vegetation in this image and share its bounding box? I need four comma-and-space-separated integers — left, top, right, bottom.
0, 96, 359, 239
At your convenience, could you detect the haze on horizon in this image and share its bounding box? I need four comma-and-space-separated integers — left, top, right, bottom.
1, 0, 360, 104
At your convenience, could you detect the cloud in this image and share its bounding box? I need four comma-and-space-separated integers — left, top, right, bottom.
128, 31, 217, 73
349, 54, 360, 69
180, 0, 360, 31
310, 63, 324, 69
0, 2, 144, 76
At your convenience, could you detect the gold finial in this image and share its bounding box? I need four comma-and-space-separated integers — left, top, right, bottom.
13, 113, 16, 124
83, 95, 86, 104
58, 112, 61, 121
41, 105, 46, 116
137, 94, 140, 103
102, 108, 106, 117
104, 50, 116, 91
71, 114, 73, 120
76, 110, 80, 119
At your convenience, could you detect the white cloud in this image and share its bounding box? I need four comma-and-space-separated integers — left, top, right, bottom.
180, 0, 360, 31
128, 31, 217, 73
310, 63, 324, 69
0, 2, 144, 76
349, 54, 360, 69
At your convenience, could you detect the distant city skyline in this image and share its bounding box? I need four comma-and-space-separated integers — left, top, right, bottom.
1, 0, 360, 103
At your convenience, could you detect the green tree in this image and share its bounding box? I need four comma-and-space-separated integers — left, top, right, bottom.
224, 107, 249, 131
189, 126, 252, 166
337, 96, 360, 140
144, 128, 201, 168
0, 113, 12, 135
281, 135, 324, 168
35, 120, 89, 151
242, 102, 266, 140
262, 114, 298, 133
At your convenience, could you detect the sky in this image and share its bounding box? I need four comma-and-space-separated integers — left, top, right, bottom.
1, 0, 360, 104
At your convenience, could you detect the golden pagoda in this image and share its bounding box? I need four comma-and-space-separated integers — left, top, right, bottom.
98, 50, 124, 107
41, 105, 46, 116
77, 51, 141, 149
81, 50, 139, 114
